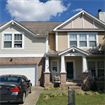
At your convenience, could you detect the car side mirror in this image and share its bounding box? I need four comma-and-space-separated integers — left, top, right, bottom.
26, 80, 30, 82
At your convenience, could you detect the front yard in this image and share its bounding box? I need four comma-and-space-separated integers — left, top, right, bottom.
36, 92, 105, 105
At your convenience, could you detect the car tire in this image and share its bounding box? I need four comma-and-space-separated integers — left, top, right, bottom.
29, 86, 32, 93
20, 92, 26, 104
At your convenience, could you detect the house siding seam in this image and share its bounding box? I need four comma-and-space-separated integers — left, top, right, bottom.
0, 57, 45, 86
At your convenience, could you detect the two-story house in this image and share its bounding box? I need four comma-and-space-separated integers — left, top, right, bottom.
0, 10, 105, 90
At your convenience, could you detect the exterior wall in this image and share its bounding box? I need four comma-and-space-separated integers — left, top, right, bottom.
61, 15, 104, 29
58, 32, 68, 51
48, 33, 55, 50
0, 25, 46, 54
98, 32, 105, 50
0, 57, 45, 86
73, 15, 82, 28
57, 31, 104, 51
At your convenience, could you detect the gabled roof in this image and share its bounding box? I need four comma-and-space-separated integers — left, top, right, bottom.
53, 10, 105, 31
0, 20, 62, 36
58, 46, 89, 56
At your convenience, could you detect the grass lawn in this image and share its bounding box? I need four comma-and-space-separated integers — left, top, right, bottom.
36, 93, 105, 105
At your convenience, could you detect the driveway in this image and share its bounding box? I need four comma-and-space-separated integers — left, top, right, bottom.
1, 86, 44, 105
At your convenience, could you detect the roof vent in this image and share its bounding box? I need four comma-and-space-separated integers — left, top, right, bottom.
98, 9, 101, 12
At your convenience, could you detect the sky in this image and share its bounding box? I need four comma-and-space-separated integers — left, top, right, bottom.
0, 0, 105, 24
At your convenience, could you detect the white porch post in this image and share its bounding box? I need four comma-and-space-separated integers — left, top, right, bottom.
45, 57, 50, 73
61, 55, 66, 73
82, 56, 88, 72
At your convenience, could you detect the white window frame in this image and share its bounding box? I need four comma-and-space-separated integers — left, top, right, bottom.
51, 60, 59, 73
68, 32, 98, 49
87, 60, 104, 77
2, 32, 24, 49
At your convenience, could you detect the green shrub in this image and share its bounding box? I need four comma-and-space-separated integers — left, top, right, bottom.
85, 91, 93, 95
79, 91, 85, 95
43, 95, 49, 99
56, 93, 63, 96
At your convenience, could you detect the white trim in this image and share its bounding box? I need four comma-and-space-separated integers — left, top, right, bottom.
67, 32, 70, 48
82, 15, 84, 28
2, 32, 25, 49
46, 36, 48, 53
0, 54, 45, 58
0, 20, 36, 37
82, 56, 88, 72
53, 10, 105, 31
68, 32, 98, 49
55, 32, 58, 51
93, 20, 95, 28
65, 60, 76, 80
45, 57, 50, 73
71, 21, 73, 28
55, 29, 105, 32
51, 60, 59, 73
59, 47, 89, 56
61, 55, 66, 73
63, 53, 86, 57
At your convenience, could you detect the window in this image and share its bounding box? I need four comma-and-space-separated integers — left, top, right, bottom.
88, 61, 96, 77
79, 34, 87, 47
51, 60, 59, 72
14, 34, 22, 48
3, 32, 24, 49
97, 61, 104, 76
68, 33, 98, 48
89, 34, 96, 47
4, 34, 12, 48
70, 34, 77, 47
88, 61, 105, 77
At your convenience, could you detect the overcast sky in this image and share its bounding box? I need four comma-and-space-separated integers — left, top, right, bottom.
0, 0, 105, 24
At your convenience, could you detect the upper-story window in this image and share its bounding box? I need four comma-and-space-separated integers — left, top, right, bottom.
79, 34, 87, 47
2, 32, 24, 49
70, 34, 77, 47
68, 33, 98, 48
89, 34, 96, 47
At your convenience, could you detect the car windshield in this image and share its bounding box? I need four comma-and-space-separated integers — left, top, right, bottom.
0, 77, 20, 83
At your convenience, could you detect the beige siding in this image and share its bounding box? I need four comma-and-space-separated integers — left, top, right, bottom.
0, 25, 46, 54
48, 33, 55, 50
58, 32, 68, 51
98, 32, 105, 50
73, 15, 82, 28
61, 15, 104, 29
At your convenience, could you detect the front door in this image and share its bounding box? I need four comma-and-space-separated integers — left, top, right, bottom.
66, 62, 74, 79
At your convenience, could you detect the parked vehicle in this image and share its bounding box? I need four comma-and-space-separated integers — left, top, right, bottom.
0, 74, 32, 104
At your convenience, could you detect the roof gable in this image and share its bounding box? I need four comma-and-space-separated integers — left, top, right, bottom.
53, 10, 105, 31
58, 46, 89, 56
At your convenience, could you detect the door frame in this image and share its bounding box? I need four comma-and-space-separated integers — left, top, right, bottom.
65, 60, 76, 80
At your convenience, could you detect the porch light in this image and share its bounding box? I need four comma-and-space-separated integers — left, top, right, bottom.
68, 87, 75, 105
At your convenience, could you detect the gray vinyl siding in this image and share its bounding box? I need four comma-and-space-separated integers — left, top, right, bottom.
0, 24, 46, 54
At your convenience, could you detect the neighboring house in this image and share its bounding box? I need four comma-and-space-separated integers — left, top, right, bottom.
0, 10, 105, 90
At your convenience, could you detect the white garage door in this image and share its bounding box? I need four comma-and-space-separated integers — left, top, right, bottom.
0, 65, 37, 86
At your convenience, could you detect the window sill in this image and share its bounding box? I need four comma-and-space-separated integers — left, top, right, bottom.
1, 48, 24, 50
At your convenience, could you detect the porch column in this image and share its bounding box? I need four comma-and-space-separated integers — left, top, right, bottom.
45, 57, 50, 73
60, 55, 66, 88
82, 56, 88, 72
82, 56, 90, 90
44, 56, 50, 87
61, 55, 66, 73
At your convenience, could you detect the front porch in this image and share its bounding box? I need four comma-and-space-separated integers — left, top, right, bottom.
44, 47, 105, 90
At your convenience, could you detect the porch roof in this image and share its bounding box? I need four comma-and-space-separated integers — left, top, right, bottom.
46, 47, 104, 56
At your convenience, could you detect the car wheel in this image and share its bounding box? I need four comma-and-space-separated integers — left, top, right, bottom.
20, 92, 26, 104
29, 86, 32, 93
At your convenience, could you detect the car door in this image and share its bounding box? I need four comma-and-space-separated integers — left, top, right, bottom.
21, 78, 29, 96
